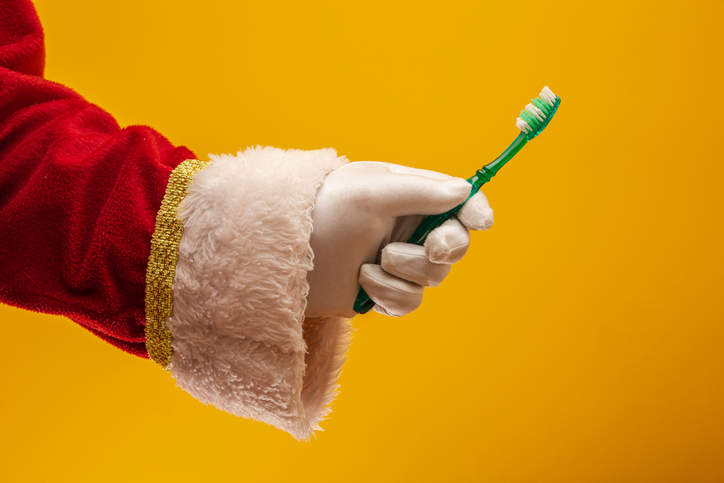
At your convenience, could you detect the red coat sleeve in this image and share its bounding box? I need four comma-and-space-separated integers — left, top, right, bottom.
0, 0, 196, 357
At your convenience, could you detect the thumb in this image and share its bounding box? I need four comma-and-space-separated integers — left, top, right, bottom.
375, 168, 472, 217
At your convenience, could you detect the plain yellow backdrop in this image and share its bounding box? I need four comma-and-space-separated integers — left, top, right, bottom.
1, 0, 723, 481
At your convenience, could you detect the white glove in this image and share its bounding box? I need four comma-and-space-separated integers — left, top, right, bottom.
305, 161, 494, 318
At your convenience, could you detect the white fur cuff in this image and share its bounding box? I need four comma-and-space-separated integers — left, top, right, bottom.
167, 146, 351, 440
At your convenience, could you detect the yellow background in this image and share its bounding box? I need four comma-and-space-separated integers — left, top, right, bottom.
2, 0, 723, 481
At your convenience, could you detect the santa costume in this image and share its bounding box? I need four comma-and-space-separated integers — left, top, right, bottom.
0, 0, 493, 440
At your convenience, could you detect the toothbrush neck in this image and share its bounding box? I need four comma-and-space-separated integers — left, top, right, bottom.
468, 131, 529, 190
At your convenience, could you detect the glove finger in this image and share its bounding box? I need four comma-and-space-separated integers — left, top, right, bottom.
373, 304, 398, 317
457, 190, 494, 231
381, 242, 452, 287
372, 173, 472, 218
359, 264, 424, 316
423, 218, 471, 264
382, 163, 458, 180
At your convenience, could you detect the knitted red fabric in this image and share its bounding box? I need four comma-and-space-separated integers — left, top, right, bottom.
0, 0, 196, 357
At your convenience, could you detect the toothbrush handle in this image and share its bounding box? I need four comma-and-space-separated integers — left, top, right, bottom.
353, 131, 528, 314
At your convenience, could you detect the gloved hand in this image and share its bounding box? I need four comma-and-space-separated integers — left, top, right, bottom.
306, 161, 494, 318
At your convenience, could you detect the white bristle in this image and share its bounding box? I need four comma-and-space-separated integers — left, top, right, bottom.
540, 92, 554, 106
540, 86, 557, 106
516, 118, 531, 133
525, 103, 546, 121
542, 85, 555, 96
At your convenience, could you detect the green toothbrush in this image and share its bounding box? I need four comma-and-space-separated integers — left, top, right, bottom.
353, 85, 562, 314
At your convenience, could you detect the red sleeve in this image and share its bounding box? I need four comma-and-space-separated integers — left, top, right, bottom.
0, 0, 196, 357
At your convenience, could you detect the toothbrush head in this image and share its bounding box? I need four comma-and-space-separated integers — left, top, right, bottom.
515, 86, 561, 140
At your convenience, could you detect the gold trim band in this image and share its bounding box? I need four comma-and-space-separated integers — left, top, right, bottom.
145, 159, 210, 368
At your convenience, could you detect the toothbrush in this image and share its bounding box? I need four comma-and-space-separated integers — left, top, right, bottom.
353, 86, 562, 314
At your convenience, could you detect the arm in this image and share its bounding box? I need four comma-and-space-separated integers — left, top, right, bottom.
0, 0, 349, 439
0, 0, 195, 355
0, 0, 493, 440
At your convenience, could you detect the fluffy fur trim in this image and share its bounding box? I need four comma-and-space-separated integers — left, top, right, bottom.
168, 146, 352, 440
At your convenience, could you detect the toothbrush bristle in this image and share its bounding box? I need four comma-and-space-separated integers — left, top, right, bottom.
516, 85, 561, 140
516, 118, 531, 133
